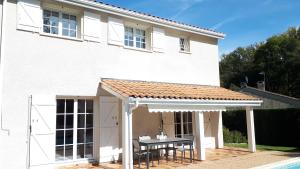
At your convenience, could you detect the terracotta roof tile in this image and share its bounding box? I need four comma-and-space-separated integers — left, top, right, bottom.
101, 79, 260, 101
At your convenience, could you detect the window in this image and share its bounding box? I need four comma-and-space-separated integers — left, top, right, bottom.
55, 99, 94, 161
43, 9, 78, 38
43, 10, 59, 35
179, 37, 190, 52
124, 27, 134, 47
124, 26, 146, 49
62, 14, 77, 38
174, 112, 193, 138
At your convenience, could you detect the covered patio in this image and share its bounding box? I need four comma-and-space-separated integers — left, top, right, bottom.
60, 147, 251, 169
100, 78, 262, 169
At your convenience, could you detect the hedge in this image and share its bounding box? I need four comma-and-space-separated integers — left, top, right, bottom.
223, 109, 300, 147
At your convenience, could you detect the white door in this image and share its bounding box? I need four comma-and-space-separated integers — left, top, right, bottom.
99, 96, 120, 162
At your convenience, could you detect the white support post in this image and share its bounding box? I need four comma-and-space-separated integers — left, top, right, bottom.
216, 111, 224, 149
128, 108, 133, 169
122, 101, 130, 169
195, 111, 205, 160
246, 107, 256, 152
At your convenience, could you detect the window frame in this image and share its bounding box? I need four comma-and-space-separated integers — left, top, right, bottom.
124, 26, 147, 49
42, 8, 79, 39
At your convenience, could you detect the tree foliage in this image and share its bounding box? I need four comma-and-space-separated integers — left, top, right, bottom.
220, 27, 300, 98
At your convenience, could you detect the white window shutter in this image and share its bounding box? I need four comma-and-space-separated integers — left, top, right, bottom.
30, 95, 56, 165
152, 27, 165, 52
84, 11, 101, 42
108, 17, 124, 46
17, 0, 41, 32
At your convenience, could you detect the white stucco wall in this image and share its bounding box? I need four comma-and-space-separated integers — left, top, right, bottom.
0, 0, 220, 168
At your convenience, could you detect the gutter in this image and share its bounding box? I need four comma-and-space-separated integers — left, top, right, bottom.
55, 0, 225, 39
128, 97, 263, 107
26, 96, 32, 169
0, 0, 9, 135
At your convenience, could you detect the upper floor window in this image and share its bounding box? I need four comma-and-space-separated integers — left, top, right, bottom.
43, 9, 78, 38
43, 10, 59, 35
62, 14, 77, 38
124, 26, 146, 49
179, 37, 190, 52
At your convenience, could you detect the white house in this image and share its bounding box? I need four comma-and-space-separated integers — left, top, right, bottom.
0, 0, 262, 169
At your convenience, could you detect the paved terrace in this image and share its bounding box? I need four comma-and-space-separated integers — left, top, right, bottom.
58, 147, 300, 169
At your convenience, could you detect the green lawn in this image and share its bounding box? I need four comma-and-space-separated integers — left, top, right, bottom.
225, 143, 300, 152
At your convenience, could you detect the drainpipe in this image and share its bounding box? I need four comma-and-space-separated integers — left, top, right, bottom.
0, 0, 9, 135
26, 95, 32, 169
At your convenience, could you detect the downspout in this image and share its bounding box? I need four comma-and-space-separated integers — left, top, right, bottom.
26, 95, 32, 169
0, 0, 9, 135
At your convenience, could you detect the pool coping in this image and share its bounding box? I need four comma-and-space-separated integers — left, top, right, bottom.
251, 157, 300, 169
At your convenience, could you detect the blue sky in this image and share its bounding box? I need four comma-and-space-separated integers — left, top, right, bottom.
99, 0, 300, 57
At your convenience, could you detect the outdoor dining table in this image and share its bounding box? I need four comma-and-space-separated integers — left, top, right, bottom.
139, 137, 193, 169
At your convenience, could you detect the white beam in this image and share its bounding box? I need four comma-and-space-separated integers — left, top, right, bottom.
195, 111, 205, 160
129, 97, 262, 107
122, 101, 129, 169
128, 108, 133, 169
216, 111, 224, 148
246, 107, 256, 152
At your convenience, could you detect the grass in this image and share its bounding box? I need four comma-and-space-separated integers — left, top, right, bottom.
225, 143, 300, 152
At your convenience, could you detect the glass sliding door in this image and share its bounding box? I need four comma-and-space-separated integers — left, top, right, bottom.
55, 99, 74, 161
55, 98, 94, 161
77, 99, 94, 159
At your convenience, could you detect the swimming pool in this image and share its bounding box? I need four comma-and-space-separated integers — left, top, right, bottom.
251, 158, 300, 169
273, 161, 300, 169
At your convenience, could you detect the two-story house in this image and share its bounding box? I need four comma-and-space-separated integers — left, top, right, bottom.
0, 0, 262, 169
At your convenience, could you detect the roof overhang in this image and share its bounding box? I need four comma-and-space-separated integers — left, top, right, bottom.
101, 79, 262, 112
55, 0, 225, 39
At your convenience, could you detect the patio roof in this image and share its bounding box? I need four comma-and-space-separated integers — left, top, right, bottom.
101, 78, 260, 101
101, 79, 262, 110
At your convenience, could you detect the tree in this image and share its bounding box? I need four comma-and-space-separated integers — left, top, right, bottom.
220, 27, 300, 98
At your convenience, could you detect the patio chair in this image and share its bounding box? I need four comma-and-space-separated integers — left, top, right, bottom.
133, 139, 154, 169
175, 135, 195, 163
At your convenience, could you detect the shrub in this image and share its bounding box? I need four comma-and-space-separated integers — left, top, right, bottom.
223, 127, 247, 143
223, 109, 300, 147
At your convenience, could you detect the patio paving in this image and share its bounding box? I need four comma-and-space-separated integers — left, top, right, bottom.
59, 147, 300, 169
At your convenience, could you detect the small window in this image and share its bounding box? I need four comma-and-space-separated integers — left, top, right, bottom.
62, 14, 77, 38
124, 27, 134, 47
124, 26, 146, 49
43, 10, 59, 35
43, 9, 78, 38
135, 29, 146, 49
179, 37, 190, 52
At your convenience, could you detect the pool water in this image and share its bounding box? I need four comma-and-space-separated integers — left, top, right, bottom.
274, 162, 300, 169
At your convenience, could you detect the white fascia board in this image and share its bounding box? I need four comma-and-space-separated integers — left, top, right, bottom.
128, 97, 262, 107
148, 104, 226, 113
55, 0, 225, 39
